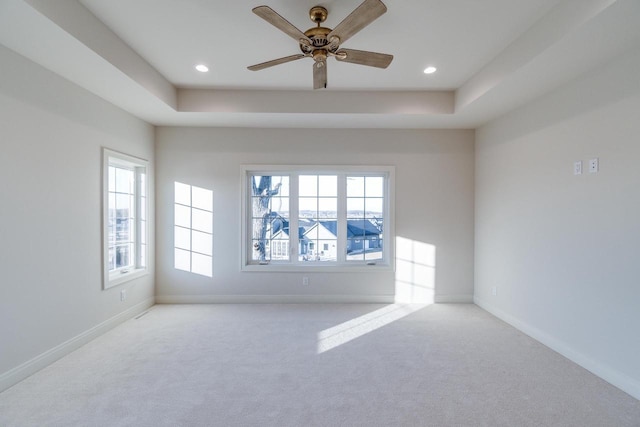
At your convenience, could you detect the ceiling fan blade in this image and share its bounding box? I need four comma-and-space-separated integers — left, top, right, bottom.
335, 49, 393, 68
327, 0, 387, 45
248, 54, 307, 71
252, 6, 312, 45
313, 63, 327, 90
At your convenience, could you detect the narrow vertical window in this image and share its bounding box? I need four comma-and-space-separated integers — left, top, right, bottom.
346, 176, 384, 262
251, 175, 289, 262
299, 175, 337, 262
103, 149, 148, 289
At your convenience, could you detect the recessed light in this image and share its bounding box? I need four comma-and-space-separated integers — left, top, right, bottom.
195, 64, 209, 73
423, 66, 437, 74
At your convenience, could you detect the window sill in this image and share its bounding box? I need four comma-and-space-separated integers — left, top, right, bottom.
241, 263, 392, 273
104, 268, 148, 290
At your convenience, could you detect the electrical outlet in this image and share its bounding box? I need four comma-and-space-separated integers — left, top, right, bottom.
302, 276, 309, 286
589, 158, 599, 173
120, 289, 127, 301
491, 287, 497, 296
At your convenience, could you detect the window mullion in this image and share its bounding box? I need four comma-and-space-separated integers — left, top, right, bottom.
337, 174, 347, 264
289, 174, 299, 264
134, 167, 142, 268
189, 185, 194, 272
383, 172, 390, 265
245, 176, 252, 265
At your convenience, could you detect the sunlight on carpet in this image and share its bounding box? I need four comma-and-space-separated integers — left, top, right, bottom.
317, 303, 429, 353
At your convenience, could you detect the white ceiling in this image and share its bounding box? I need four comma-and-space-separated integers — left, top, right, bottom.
1, 0, 639, 128
78, 0, 558, 90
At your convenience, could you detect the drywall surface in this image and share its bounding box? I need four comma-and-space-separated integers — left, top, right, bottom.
155, 127, 474, 303
475, 48, 640, 399
0, 46, 155, 382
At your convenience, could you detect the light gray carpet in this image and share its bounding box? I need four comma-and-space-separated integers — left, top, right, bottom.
0, 304, 638, 427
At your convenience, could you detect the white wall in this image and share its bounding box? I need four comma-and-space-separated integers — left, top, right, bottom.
475, 47, 640, 399
155, 127, 474, 303
0, 46, 155, 389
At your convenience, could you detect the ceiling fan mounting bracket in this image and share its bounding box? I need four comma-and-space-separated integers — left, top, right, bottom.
309, 6, 328, 24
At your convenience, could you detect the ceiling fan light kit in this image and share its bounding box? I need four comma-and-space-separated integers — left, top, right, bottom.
248, 0, 393, 89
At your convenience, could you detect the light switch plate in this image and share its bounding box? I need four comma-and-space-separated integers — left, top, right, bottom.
574, 161, 582, 175
589, 158, 599, 173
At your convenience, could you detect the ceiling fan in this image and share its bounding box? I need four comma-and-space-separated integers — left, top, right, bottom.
247, 0, 393, 89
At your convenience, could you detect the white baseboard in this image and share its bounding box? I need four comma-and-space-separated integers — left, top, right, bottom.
156, 294, 475, 304
0, 297, 155, 394
155, 294, 395, 304
435, 294, 474, 303
474, 296, 640, 401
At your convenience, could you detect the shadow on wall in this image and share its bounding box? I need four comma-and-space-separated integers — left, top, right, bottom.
479, 48, 640, 146
174, 181, 213, 278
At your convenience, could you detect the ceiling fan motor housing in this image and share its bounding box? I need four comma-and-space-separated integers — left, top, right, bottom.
301, 27, 334, 52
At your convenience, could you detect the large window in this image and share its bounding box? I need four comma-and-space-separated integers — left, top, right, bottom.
103, 149, 148, 288
242, 166, 393, 270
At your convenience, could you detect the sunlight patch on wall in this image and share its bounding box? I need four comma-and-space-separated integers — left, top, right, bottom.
316, 237, 435, 353
174, 182, 213, 277
395, 236, 436, 304
317, 303, 428, 354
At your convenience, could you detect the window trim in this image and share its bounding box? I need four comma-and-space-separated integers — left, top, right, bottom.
241, 165, 395, 272
102, 148, 149, 289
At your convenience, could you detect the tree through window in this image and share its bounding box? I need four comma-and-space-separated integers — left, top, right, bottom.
251, 175, 289, 262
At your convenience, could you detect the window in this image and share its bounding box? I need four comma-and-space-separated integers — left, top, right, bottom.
102, 149, 148, 289
346, 175, 384, 261
242, 166, 394, 271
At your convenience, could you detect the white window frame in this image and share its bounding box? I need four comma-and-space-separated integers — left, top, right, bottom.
102, 148, 149, 289
241, 165, 395, 272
